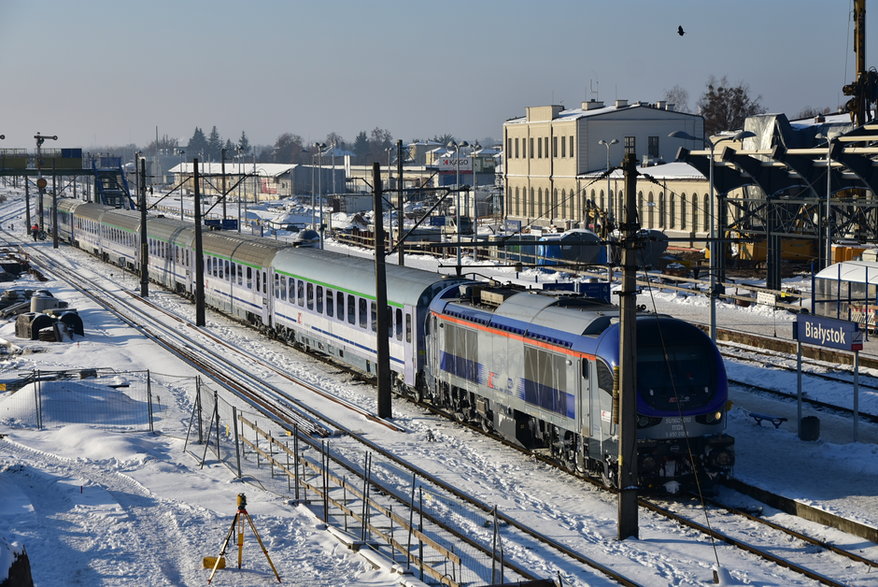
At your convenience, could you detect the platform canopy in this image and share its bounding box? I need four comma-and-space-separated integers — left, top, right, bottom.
815, 260, 878, 284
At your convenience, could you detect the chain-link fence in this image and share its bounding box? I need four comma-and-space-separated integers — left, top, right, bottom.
0, 368, 155, 431
183, 378, 539, 587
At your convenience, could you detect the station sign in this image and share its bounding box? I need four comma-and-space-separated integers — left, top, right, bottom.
794, 314, 863, 351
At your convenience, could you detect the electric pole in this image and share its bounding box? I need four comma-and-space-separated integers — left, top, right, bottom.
617, 151, 639, 540
139, 155, 149, 297
194, 159, 206, 327
373, 162, 392, 419
397, 139, 405, 266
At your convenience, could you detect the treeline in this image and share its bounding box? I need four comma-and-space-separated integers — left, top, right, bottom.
143, 126, 413, 165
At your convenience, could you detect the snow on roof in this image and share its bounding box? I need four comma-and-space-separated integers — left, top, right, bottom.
580, 161, 705, 180
815, 260, 878, 283
506, 101, 698, 125
169, 162, 297, 177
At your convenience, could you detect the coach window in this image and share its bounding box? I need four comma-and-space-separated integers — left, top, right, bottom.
405, 313, 412, 343
347, 294, 356, 325
287, 277, 294, 300
316, 285, 323, 313
337, 291, 344, 321
295, 280, 303, 306
274, 274, 281, 298
246, 267, 253, 289
326, 289, 334, 317
395, 308, 402, 340
359, 298, 367, 329
370, 302, 377, 332
306, 283, 314, 310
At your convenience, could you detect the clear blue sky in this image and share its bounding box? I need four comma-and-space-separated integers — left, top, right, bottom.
0, 0, 869, 150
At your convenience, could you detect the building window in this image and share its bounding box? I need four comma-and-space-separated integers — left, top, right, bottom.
537, 137, 542, 159
522, 138, 527, 158
553, 136, 558, 158
569, 136, 574, 158
680, 194, 687, 229
561, 135, 566, 158
659, 192, 666, 228
515, 138, 519, 159
507, 137, 512, 158
624, 136, 636, 156
703, 194, 710, 232
648, 136, 659, 158
529, 138, 534, 158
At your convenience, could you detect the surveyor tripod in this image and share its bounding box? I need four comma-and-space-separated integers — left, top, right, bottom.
207, 493, 281, 584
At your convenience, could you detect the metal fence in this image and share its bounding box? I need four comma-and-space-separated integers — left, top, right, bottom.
0, 368, 154, 431
183, 378, 533, 587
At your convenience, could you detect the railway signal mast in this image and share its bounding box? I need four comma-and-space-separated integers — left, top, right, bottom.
617, 150, 640, 540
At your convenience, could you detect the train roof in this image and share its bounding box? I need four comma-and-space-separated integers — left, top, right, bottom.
145, 216, 195, 246
273, 247, 466, 306
203, 231, 289, 268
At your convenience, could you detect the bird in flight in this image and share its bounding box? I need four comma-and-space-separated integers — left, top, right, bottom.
677, 25, 685, 36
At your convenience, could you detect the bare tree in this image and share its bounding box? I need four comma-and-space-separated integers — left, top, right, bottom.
696, 76, 766, 135
793, 105, 832, 120
662, 85, 690, 113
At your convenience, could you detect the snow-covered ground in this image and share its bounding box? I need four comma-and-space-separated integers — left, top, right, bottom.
1, 187, 877, 586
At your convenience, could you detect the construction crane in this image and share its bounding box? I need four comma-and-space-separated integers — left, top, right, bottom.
843, 0, 878, 125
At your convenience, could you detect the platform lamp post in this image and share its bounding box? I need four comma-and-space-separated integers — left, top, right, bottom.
816, 132, 836, 268
669, 129, 755, 342
177, 149, 186, 221
597, 138, 618, 231
447, 140, 469, 275
314, 143, 327, 248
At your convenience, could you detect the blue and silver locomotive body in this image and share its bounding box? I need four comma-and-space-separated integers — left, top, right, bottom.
426, 284, 732, 487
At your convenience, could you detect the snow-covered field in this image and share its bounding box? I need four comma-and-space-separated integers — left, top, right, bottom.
1, 188, 877, 586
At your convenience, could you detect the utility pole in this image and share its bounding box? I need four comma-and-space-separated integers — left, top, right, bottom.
139, 156, 149, 296
397, 139, 405, 266
373, 162, 392, 419
221, 148, 227, 221
51, 161, 58, 248
194, 159, 206, 326
617, 151, 639, 540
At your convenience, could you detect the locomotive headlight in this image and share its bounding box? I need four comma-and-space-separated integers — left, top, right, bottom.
697, 411, 723, 425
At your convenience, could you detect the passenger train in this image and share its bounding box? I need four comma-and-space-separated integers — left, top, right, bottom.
46, 196, 734, 489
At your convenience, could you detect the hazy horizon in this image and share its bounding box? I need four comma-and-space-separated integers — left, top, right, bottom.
0, 0, 867, 150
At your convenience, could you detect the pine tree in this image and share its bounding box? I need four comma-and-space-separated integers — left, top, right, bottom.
353, 131, 369, 164
207, 126, 222, 160
237, 131, 251, 154
186, 127, 209, 160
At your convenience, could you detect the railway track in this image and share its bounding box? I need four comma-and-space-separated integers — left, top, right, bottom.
9, 231, 878, 585
17, 241, 645, 585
